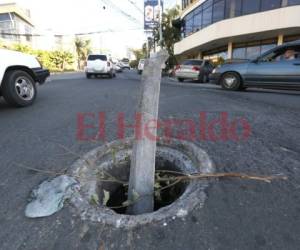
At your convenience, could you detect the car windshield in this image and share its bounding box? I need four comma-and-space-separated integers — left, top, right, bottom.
88, 55, 107, 61
182, 60, 203, 66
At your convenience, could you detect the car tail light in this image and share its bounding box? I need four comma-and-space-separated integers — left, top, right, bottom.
192, 66, 200, 71
175, 65, 180, 71
107, 62, 111, 67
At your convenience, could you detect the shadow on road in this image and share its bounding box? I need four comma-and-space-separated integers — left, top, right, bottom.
0, 99, 14, 111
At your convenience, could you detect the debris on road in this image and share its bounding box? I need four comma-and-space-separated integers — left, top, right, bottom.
25, 175, 79, 218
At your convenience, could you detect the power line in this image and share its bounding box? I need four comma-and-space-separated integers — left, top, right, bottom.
127, 0, 143, 15
100, 0, 142, 25
0, 27, 145, 38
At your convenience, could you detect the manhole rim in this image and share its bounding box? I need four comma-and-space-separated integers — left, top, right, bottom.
69, 138, 214, 228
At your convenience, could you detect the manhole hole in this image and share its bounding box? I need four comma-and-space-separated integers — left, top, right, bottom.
69, 138, 214, 228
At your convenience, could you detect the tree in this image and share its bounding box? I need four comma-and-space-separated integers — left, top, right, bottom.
11, 43, 33, 54
153, 6, 181, 69
129, 44, 148, 68
49, 51, 74, 70
75, 38, 92, 70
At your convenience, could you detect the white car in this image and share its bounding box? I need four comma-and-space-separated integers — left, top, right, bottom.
111, 59, 123, 73
85, 54, 115, 79
138, 59, 145, 74
120, 58, 130, 70
0, 49, 49, 107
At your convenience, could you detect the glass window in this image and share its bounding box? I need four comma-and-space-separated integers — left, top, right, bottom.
88, 55, 107, 61
225, 0, 242, 18
193, 11, 202, 32
261, 0, 281, 11
185, 17, 194, 35
203, 0, 213, 9
246, 46, 261, 59
242, 0, 260, 15
261, 44, 276, 54
202, 5, 213, 28
0, 13, 10, 22
233, 47, 246, 59
213, 0, 225, 23
287, 0, 300, 6
194, 5, 203, 15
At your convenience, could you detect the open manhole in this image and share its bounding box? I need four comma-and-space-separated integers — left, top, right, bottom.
69, 138, 214, 228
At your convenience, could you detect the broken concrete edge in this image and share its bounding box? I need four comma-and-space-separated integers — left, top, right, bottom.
67, 138, 215, 229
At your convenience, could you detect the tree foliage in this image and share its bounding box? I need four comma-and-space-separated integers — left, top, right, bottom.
129, 44, 148, 68
75, 38, 92, 69
49, 51, 74, 70
1, 42, 75, 72
153, 6, 181, 69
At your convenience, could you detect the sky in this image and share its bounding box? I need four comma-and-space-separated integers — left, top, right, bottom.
0, 0, 179, 57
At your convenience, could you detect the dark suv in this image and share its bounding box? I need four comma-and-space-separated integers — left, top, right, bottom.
210, 41, 300, 90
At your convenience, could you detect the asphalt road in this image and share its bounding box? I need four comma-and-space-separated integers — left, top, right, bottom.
0, 71, 299, 250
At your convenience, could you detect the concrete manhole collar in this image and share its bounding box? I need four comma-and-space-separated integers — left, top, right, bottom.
69, 138, 214, 228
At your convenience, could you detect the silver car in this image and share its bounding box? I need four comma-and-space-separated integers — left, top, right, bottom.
175, 59, 214, 83
209, 41, 300, 91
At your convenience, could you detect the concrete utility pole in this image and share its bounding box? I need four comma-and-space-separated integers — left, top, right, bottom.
128, 49, 169, 215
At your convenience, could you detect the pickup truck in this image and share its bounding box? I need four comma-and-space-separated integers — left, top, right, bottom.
0, 49, 50, 107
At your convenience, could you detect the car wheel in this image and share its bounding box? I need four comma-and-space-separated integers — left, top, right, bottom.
220, 72, 242, 91
178, 78, 184, 82
199, 74, 208, 83
108, 72, 113, 79
86, 73, 92, 79
2, 70, 37, 107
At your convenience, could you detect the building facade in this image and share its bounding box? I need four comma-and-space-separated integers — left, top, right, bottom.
0, 3, 34, 45
174, 0, 300, 63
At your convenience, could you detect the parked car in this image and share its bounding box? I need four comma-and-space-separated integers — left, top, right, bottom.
175, 59, 214, 83
138, 59, 145, 74
210, 41, 300, 91
114, 64, 123, 73
120, 58, 130, 70
112, 62, 123, 73
0, 49, 49, 107
85, 54, 115, 79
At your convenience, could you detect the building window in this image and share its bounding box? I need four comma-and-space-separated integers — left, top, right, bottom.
203, 47, 228, 65
185, 13, 193, 36
233, 39, 277, 59
261, 0, 282, 11
193, 7, 202, 32
246, 45, 261, 59
287, 0, 300, 6
202, 5, 212, 28
242, 0, 261, 15
213, 0, 225, 23
233, 47, 246, 59
181, 0, 300, 38
0, 13, 10, 21
225, 0, 242, 18
261, 44, 276, 54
